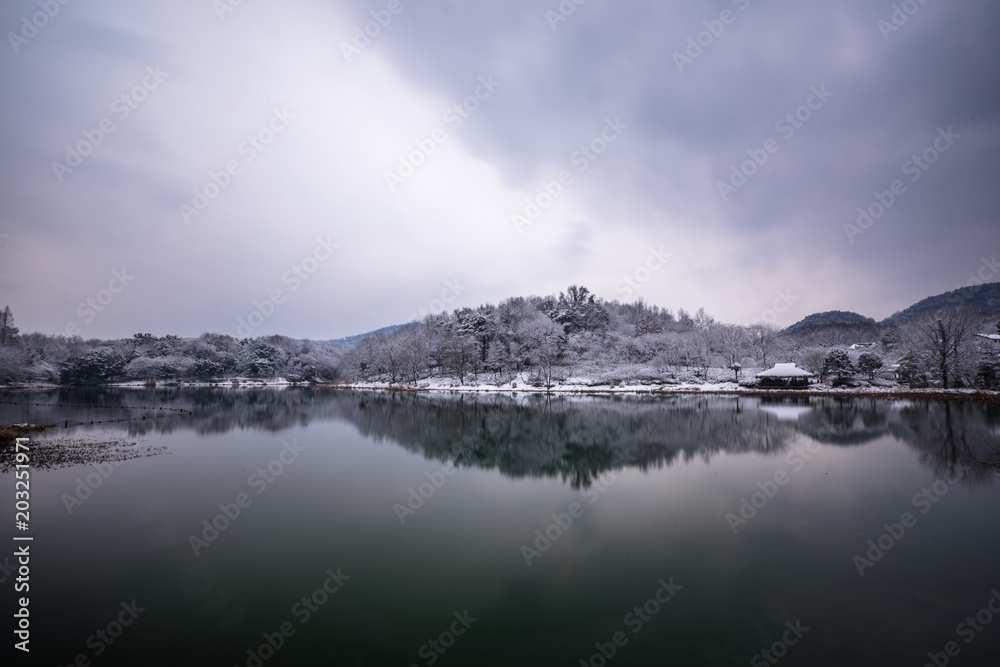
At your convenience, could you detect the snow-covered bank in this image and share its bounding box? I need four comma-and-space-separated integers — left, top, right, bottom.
1, 378, 304, 391
321, 378, 1000, 401
3, 378, 999, 401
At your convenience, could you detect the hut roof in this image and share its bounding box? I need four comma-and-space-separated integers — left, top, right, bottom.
756, 363, 814, 378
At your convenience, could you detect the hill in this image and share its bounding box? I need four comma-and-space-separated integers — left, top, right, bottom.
316, 324, 409, 349
783, 311, 875, 335
881, 282, 1000, 326
783, 283, 1000, 339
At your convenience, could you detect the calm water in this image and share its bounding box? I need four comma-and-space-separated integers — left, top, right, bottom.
2, 388, 1000, 666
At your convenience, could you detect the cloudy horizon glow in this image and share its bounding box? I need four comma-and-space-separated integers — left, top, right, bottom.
1, 0, 998, 340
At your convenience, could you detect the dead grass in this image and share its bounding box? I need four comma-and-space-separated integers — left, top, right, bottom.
0, 423, 56, 447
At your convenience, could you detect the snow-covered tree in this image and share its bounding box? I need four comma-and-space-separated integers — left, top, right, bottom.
822, 349, 855, 385
524, 317, 565, 388
903, 308, 980, 388
442, 334, 478, 385
716, 324, 748, 371
747, 322, 780, 369
857, 352, 884, 381
539, 285, 610, 334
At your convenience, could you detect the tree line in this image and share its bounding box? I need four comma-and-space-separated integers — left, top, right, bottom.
338, 286, 1000, 390
1, 287, 998, 388
0, 313, 341, 385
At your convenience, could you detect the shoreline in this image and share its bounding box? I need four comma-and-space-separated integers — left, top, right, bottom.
318, 383, 1000, 402
5, 381, 998, 402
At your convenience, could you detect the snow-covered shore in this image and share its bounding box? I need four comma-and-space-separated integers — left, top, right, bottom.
321, 378, 1000, 401
3, 378, 999, 401
0, 378, 299, 390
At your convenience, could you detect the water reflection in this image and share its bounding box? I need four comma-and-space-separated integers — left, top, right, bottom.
2, 388, 998, 483
3, 388, 1000, 666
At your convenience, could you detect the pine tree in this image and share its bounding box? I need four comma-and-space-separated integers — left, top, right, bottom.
856, 352, 883, 381
0, 306, 18, 345
822, 349, 855, 384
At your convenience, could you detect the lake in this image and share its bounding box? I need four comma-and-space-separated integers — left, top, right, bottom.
2, 388, 1000, 666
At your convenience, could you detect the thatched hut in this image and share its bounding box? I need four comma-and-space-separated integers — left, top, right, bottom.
756, 363, 814, 388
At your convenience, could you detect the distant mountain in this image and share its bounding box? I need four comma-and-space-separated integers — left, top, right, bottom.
783, 311, 876, 335
881, 282, 1000, 326
784, 283, 1000, 337
315, 324, 408, 349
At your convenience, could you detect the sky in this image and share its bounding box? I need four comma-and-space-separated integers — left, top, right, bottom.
0, 0, 998, 341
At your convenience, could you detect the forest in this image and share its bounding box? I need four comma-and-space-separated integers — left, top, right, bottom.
1, 285, 998, 389
336, 286, 1000, 390
0, 306, 340, 385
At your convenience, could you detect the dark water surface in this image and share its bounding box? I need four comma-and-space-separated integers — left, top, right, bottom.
2, 388, 1000, 666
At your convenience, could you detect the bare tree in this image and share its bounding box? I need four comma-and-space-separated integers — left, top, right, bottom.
798, 347, 828, 382
747, 322, 780, 369
691, 325, 714, 379
442, 335, 477, 385
373, 331, 403, 384
351, 335, 380, 381
397, 326, 430, 384
716, 324, 748, 378
524, 318, 565, 389
904, 307, 980, 388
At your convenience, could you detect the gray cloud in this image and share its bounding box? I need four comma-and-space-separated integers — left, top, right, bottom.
1, 0, 997, 340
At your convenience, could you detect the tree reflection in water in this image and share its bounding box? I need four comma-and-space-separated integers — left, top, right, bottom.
2, 388, 997, 485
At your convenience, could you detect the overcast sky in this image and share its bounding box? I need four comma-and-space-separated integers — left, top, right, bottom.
1, 0, 997, 340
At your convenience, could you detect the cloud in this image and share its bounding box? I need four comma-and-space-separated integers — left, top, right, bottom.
1, 0, 998, 338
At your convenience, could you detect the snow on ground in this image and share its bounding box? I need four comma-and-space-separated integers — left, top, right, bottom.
329, 376, 1000, 399
7, 371, 999, 399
